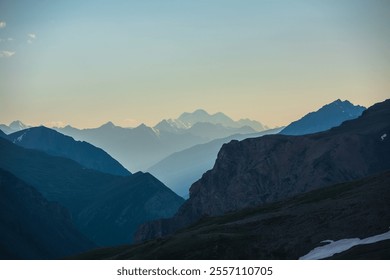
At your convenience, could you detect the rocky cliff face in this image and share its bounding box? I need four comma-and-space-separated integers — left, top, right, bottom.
135, 99, 390, 243
78, 170, 390, 260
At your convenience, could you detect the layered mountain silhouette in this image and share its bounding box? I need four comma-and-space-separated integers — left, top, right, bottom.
55, 122, 208, 171
55, 110, 267, 171
6, 126, 130, 176
77, 170, 390, 259
157, 109, 268, 131
280, 99, 366, 135
148, 100, 363, 197
0, 120, 30, 135
148, 127, 283, 197
1, 100, 379, 260
0, 137, 184, 248
0, 168, 94, 259
135, 99, 390, 243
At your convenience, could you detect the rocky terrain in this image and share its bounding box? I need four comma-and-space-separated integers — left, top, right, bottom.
148, 127, 283, 197
135, 99, 390, 242
74, 170, 390, 259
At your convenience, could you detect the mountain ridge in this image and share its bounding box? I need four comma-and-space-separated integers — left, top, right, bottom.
7, 126, 131, 176
280, 99, 366, 135
135, 99, 390, 242
0, 137, 184, 246
148, 127, 284, 197
156, 109, 268, 132
75, 170, 390, 260
0, 120, 30, 135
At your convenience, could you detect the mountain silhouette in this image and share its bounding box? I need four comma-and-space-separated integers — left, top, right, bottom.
0, 120, 30, 135
80, 170, 390, 260
7, 126, 130, 176
280, 99, 365, 135
0, 137, 184, 247
156, 109, 267, 131
136, 99, 390, 243
148, 127, 283, 197
55, 122, 208, 171
0, 168, 94, 259
51, 110, 267, 171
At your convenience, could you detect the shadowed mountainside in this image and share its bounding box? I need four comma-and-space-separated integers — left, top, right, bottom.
148, 127, 283, 197
7, 126, 130, 176
73, 170, 390, 260
135, 99, 390, 242
0, 137, 184, 247
0, 168, 94, 260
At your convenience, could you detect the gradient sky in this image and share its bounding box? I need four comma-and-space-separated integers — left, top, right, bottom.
1, 0, 389, 128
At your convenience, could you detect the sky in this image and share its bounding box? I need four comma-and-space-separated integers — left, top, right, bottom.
0, 0, 389, 128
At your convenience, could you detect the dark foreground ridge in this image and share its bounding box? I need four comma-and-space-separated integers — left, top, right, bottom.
0, 169, 94, 259
73, 170, 390, 259
0, 137, 184, 248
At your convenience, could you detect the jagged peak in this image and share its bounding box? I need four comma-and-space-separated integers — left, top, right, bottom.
99, 121, 116, 128
9, 120, 28, 129
136, 123, 149, 129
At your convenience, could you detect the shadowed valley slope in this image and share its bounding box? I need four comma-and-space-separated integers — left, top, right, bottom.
135, 99, 390, 242
0, 137, 184, 247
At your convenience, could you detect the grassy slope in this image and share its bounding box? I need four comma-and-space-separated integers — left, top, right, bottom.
73, 170, 390, 259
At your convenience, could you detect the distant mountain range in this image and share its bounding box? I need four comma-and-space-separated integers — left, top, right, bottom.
156, 109, 268, 131
51, 110, 268, 171
280, 99, 366, 135
0, 136, 184, 248
1, 99, 386, 260
148, 127, 284, 198
135, 99, 390, 243
54, 122, 208, 172
0, 168, 95, 260
0, 121, 30, 135
6, 126, 130, 176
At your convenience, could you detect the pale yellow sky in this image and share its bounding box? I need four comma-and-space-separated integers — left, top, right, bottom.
1, 0, 389, 129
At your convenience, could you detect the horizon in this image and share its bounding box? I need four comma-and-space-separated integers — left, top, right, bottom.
1, 0, 389, 128
0, 98, 370, 130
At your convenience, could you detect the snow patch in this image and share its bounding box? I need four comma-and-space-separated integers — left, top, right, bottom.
151, 127, 160, 137
300, 228, 390, 260
13, 132, 27, 143
381, 133, 387, 141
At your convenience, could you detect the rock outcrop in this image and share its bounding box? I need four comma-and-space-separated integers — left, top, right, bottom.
78, 170, 390, 260
135, 99, 390, 243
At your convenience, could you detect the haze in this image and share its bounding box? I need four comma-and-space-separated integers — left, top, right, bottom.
1, 0, 389, 128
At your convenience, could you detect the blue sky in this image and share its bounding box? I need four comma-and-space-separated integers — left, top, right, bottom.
1, 0, 389, 128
